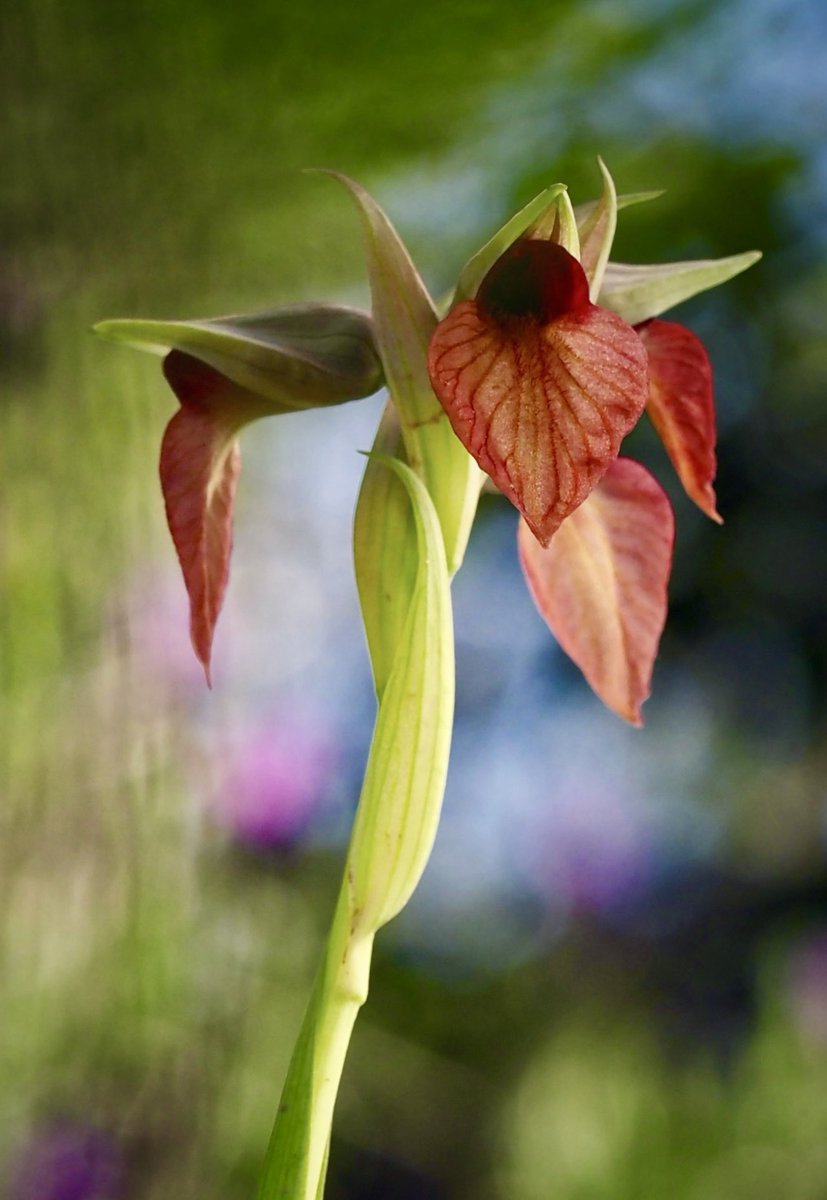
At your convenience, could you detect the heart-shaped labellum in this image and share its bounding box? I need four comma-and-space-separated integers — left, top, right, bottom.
428, 239, 649, 544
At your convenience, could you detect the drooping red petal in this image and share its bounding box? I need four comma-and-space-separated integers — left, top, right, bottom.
636, 319, 722, 523
159, 352, 247, 684
518, 457, 674, 725
428, 240, 649, 544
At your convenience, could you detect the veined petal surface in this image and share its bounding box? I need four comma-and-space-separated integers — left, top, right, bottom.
518, 457, 674, 724
638, 319, 722, 522
159, 351, 248, 683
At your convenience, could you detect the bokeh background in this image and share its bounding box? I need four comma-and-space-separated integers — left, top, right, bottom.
3, 0, 827, 1196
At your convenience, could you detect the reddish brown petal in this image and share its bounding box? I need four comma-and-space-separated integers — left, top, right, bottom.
159, 355, 246, 683
518, 458, 674, 725
637, 319, 722, 523
428, 243, 649, 544
162, 346, 263, 415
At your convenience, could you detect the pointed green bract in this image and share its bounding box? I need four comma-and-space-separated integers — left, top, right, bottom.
599, 251, 762, 325
454, 183, 569, 301
454, 181, 655, 308
94, 304, 383, 413
577, 157, 618, 302
328, 172, 482, 576
574, 188, 664, 227
525, 185, 580, 258
617, 190, 665, 209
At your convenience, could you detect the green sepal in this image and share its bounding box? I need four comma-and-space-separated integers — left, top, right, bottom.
328, 172, 482, 575
453, 183, 663, 310
599, 250, 762, 325
576, 157, 618, 302
94, 304, 383, 413
454, 183, 569, 301
617, 190, 665, 209
525, 185, 580, 258
574, 188, 664, 228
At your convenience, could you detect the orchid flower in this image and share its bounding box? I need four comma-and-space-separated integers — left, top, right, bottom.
429, 162, 758, 722
95, 164, 759, 1200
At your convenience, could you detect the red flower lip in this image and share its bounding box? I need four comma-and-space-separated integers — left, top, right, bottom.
428, 237, 649, 546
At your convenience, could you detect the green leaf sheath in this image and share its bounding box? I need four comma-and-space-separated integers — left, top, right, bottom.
257, 458, 455, 1200
353, 403, 419, 697
345, 456, 454, 931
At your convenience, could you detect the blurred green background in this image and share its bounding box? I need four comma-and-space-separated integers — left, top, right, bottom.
4, 0, 827, 1196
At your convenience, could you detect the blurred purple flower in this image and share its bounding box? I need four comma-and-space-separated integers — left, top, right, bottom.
110, 567, 211, 694
528, 778, 655, 918
8, 1122, 121, 1200
787, 930, 827, 1045
213, 719, 336, 852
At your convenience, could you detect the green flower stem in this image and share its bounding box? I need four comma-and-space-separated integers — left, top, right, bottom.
256, 886, 375, 1200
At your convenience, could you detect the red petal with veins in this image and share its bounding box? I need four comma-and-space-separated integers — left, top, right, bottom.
160, 351, 248, 684
637, 319, 722, 523
518, 457, 674, 725
428, 241, 649, 544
